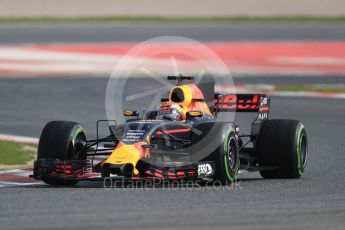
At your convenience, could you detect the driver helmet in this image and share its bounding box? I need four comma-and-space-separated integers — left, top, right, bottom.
163, 103, 183, 121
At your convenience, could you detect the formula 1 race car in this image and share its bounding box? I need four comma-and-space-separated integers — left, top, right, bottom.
31, 75, 308, 186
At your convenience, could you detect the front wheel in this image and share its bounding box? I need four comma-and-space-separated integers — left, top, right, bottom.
37, 121, 87, 185
207, 126, 239, 185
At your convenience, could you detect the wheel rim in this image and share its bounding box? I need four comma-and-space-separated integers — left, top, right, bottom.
300, 134, 308, 170
227, 138, 236, 169
71, 133, 86, 159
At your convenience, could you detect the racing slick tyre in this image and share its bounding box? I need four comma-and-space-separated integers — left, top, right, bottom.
257, 119, 308, 179
37, 121, 87, 185
207, 126, 239, 185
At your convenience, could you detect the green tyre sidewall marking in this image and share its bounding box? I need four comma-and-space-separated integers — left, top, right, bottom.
295, 123, 305, 176
223, 128, 238, 182
70, 126, 85, 160
71, 127, 84, 145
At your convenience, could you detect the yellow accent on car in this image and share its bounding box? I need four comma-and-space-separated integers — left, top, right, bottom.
103, 144, 141, 175
188, 111, 203, 117
169, 85, 193, 118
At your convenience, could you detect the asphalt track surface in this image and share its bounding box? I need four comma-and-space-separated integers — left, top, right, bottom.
0, 24, 345, 229
1, 24, 345, 44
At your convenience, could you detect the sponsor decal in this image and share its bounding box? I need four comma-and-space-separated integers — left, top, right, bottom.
215, 94, 260, 110
198, 162, 214, 177
260, 97, 268, 106
122, 129, 146, 143
257, 113, 268, 120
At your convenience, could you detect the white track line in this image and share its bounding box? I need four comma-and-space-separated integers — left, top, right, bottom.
0, 181, 44, 188
0, 134, 39, 144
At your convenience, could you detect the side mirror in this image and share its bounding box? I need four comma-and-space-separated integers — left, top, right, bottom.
186, 111, 203, 119
123, 110, 139, 117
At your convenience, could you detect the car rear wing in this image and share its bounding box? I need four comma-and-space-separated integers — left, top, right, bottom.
214, 94, 270, 132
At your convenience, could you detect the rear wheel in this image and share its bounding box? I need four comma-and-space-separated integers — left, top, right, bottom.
257, 119, 308, 179
37, 121, 87, 185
